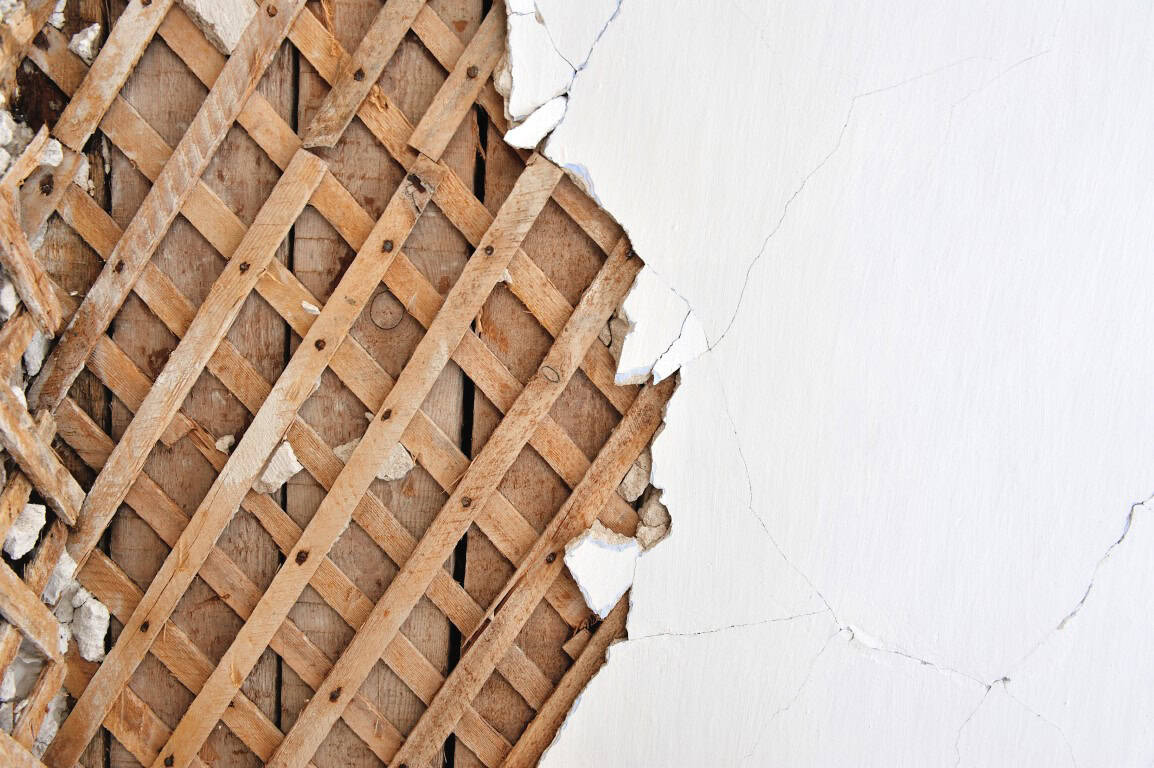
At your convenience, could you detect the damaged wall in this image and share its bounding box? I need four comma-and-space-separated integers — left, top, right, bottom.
503, 0, 1154, 765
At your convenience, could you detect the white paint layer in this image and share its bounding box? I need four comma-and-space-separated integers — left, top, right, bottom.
500, 0, 1154, 764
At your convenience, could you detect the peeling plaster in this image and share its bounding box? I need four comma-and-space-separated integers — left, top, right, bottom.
504, 0, 1154, 765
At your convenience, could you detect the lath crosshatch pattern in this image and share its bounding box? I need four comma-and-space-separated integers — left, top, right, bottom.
0, 1, 673, 766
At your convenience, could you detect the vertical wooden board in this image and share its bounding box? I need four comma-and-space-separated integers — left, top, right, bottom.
104, 16, 292, 767
284, 1, 479, 764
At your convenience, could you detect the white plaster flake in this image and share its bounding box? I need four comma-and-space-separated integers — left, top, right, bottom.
4, 502, 44, 559
504, 95, 567, 149
252, 440, 302, 494
67, 24, 101, 66
178, 0, 256, 55
564, 521, 640, 618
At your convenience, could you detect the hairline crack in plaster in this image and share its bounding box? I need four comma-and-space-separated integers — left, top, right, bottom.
502, 1, 1154, 765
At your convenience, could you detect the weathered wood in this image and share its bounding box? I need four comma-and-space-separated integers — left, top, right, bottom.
0, 387, 82, 524
0, 729, 47, 768
390, 377, 675, 767
74, 149, 324, 566
29, 0, 309, 411
51, 0, 176, 150
0, 0, 56, 99
0, 559, 61, 660
407, 3, 503, 160
299, 0, 427, 147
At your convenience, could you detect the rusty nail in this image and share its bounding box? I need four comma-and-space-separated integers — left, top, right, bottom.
545, 552, 556, 564
484, 245, 494, 255
329, 687, 342, 702
163, 756, 174, 767
140, 620, 150, 632
39, 176, 53, 195
466, 65, 479, 79
353, 68, 365, 82
382, 239, 394, 252
238, 261, 250, 273
113, 260, 125, 274
462, 496, 472, 508
381, 408, 392, 420
314, 339, 326, 350
295, 550, 309, 564
266, 3, 277, 15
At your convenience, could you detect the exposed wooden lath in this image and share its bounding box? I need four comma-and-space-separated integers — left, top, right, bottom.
0, 1, 667, 766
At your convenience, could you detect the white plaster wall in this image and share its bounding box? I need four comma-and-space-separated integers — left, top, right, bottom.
504, 0, 1154, 765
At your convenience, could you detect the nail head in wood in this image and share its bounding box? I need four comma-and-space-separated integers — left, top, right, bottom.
466, 65, 479, 79
381, 408, 392, 420
382, 239, 394, 252
462, 496, 472, 508
140, 621, 150, 632
295, 550, 309, 564
545, 552, 556, 564
163, 756, 173, 767
314, 339, 326, 350
266, 3, 277, 16
329, 687, 342, 702
113, 260, 125, 274
353, 68, 365, 82
39, 176, 53, 195
238, 261, 250, 273
484, 245, 494, 255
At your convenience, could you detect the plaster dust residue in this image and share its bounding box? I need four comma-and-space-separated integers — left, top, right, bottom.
503, 1, 1154, 765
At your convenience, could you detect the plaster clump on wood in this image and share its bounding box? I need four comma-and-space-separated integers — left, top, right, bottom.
3, 502, 44, 559
67, 23, 101, 66
333, 437, 415, 483
178, 0, 256, 55
252, 439, 303, 494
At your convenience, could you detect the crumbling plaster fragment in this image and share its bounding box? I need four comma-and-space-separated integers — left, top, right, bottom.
178, 0, 256, 55
564, 521, 640, 619
498, 0, 1154, 765
3, 502, 45, 559
252, 440, 302, 494
333, 438, 415, 482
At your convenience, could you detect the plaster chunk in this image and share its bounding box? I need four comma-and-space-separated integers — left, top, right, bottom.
252, 440, 302, 494
41, 551, 76, 605
37, 138, 63, 168
614, 267, 708, 385
67, 23, 101, 66
504, 96, 567, 149
4, 503, 45, 559
32, 690, 66, 756
214, 433, 235, 453
334, 438, 415, 482
22, 329, 47, 377
504, 11, 574, 121
636, 488, 669, 528
47, 0, 65, 29
0, 276, 15, 321
72, 597, 109, 662
178, 0, 256, 54
634, 523, 668, 550
617, 447, 651, 503
563, 521, 640, 618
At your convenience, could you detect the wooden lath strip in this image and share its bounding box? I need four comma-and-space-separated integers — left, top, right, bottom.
0, 127, 64, 334
50, 0, 176, 151
28, 0, 309, 411
11, 655, 65, 749
0, 559, 60, 660
0, 388, 81, 524
156, 156, 560, 768
63, 652, 211, 768
390, 376, 676, 767
54, 184, 561, 707
73, 149, 325, 566
504, 596, 630, 768
44, 157, 442, 768
0, 412, 52, 541
0, 729, 47, 768
407, 3, 504, 160
271, 237, 637, 768
299, 0, 427, 148
0, 0, 56, 97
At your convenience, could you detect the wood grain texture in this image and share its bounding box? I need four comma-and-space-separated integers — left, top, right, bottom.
0, 388, 82, 524
28, 0, 308, 412
299, 0, 427, 147
0, 559, 62, 660
51, 0, 176, 150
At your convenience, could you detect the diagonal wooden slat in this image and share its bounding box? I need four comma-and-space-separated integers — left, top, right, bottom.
299, 0, 427, 148
71, 148, 326, 564
50, 0, 177, 151
406, 3, 505, 161
0, 728, 47, 768
28, 0, 310, 411
391, 376, 675, 767
0, 559, 61, 660
504, 596, 630, 768
44, 156, 442, 768
0, 389, 81, 524
270, 237, 637, 768
154, 155, 562, 768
